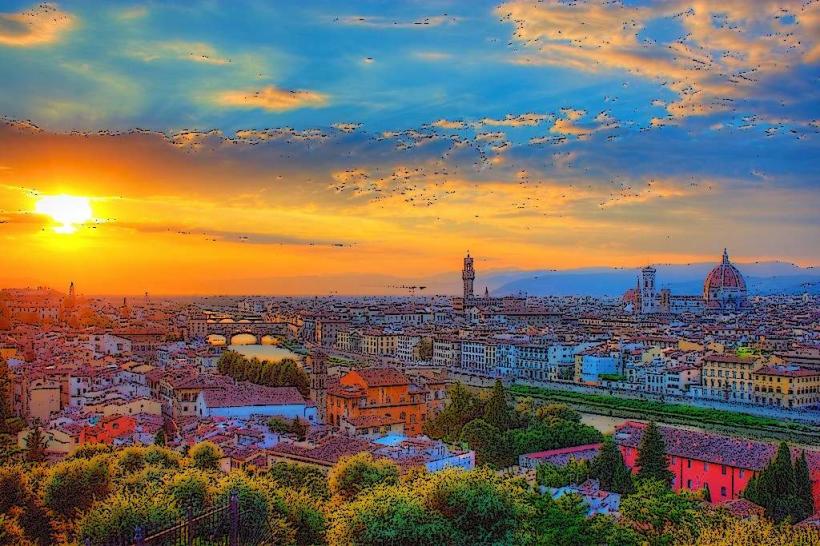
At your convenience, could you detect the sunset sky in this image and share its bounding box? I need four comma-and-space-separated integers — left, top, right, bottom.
0, 1, 818, 295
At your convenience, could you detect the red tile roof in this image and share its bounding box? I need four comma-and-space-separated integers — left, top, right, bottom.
355, 368, 409, 387
615, 422, 820, 472
203, 384, 306, 408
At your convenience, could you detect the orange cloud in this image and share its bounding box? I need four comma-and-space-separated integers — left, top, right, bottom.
215, 85, 329, 111
0, 3, 74, 47
478, 113, 549, 127
498, 0, 820, 120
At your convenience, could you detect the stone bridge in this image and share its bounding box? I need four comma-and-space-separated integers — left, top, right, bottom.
190, 319, 293, 342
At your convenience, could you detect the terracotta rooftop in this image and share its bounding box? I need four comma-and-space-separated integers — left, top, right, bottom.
354, 368, 409, 387
269, 435, 377, 465
343, 414, 404, 428
203, 384, 306, 408
755, 365, 820, 378
615, 422, 820, 472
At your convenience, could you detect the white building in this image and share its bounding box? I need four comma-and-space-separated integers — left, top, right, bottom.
197, 384, 317, 422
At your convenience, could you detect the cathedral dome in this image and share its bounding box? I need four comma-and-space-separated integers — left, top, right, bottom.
703, 249, 747, 309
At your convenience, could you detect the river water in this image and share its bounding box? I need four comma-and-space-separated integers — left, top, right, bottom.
207, 334, 300, 363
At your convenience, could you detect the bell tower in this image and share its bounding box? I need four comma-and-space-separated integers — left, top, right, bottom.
640, 266, 657, 314
462, 252, 475, 300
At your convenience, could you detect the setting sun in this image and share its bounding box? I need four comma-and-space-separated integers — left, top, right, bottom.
35, 195, 93, 234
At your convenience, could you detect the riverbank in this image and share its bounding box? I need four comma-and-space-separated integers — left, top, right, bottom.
510, 384, 820, 446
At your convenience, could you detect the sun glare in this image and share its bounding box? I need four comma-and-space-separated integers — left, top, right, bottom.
35, 195, 93, 234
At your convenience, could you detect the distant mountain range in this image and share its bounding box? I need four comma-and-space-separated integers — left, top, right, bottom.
483, 261, 820, 298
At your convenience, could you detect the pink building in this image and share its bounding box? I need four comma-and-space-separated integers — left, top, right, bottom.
615, 421, 820, 512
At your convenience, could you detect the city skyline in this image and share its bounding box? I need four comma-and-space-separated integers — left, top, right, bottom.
0, 1, 818, 294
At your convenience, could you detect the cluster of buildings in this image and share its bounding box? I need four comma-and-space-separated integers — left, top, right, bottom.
0, 247, 818, 489
520, 421, 820, 518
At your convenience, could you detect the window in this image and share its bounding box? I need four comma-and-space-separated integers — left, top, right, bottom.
687, 479, 692, 489
739, 469, 745, 478
720, 486, 727, 497
687, 460, 691, 469
703, 462, 709, 471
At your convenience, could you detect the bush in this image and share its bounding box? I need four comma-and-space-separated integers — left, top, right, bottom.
274, 488, 327, 546
43, 455, 111, 517
144, 445, 182, 469
116, 446, 148, 474
419, 467, 526, 545
214, 473, 291, 543
327, 452, 400, 500
0, 465, 56, 544
536, 459, 590, 488
168, 469, 212, 514
328, 485, 454, 546
189, 441, 223, 471
0, 514, 34, 546
118, 464, 174, 494
69, 443, 112, 460
264, 462, 329, 499
76, 491, 179, 544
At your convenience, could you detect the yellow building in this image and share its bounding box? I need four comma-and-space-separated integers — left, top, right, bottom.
699, 353, 763, 403
753, 365, 820, 408
360, 330, 397, 356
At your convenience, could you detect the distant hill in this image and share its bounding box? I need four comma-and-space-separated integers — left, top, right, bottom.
486, 262, 820, 298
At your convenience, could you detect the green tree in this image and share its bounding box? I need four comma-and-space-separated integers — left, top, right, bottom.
589, 435, 634, 495
483, 379, 514, 431
169, 469, 212, 513
189, 441, 223, 471
744, 441, 812, 523
215, 473, 294, 544
420, 467, 525, 545
619, 478, 706, 544
692, 516, 820, 545
154, 428, 166, 446
634, 421, 673, 486
144, 445, 181, 468
328, 484, 453, 546
701, 482, 712, 503
535, 403, 581, 424
0, 514, 33, 546
527, 493, 641, 546
0, 465, 56, 544
116, 446, 148, 474
76, 491, 179, 544
794, 450, 815, 520
43, 455, 112, 517
69, 443, 112, 460
459, 418, 503, 467
264, 462, 329, 500
327, 452, 399, 500
24, 421, 47, 463
423, 382, 483, 442
274, 488, 327, 546
536, 459, 590, 488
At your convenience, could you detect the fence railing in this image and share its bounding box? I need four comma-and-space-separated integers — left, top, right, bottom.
86, 491, 240, 546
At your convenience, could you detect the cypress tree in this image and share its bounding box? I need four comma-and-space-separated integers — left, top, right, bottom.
635, 421, 674, 487
483, 380, 513, 431
702, 482, 711, 503
743, 442, 810, 523
794, 450, 814, 521
590, 435, 634, 494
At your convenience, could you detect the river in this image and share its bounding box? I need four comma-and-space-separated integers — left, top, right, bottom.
207, 334, 301, 363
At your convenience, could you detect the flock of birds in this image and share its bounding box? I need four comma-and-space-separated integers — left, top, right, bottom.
2, 3, 818, 247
